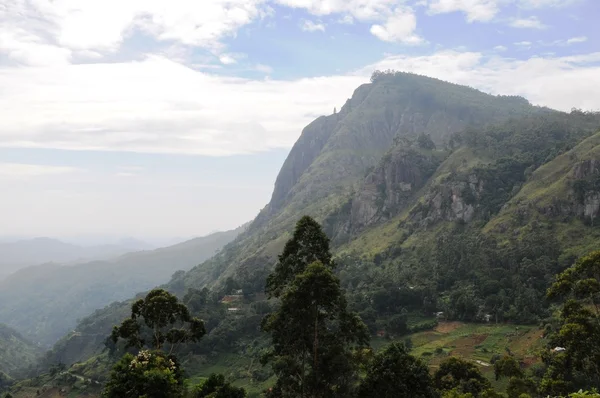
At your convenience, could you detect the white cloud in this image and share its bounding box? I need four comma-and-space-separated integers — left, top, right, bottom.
276, 0, 423, 44
338, 15, 355, 24
1, 51, 599, 157
0, 163, 81, 179
494, 45, 508, 51
219, 53, 246, 64
509, 16, 546, 29
427, 0, 500, 22
370, 7, 423, 44
425, 0, 578, 22
567, 36, 588, 44
518, 0, 579, 7
0, 0, 269, 59
301, 20, 326, 32
514, 40, 533, 47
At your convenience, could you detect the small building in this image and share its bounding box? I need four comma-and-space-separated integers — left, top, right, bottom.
228, 307, 241, 313
376, 330, 386, 337
552, 347, 566, 352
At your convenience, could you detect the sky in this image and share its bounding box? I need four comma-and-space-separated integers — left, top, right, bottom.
0, 0, 599, 243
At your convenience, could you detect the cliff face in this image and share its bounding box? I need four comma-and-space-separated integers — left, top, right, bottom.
254, 73, 537, 240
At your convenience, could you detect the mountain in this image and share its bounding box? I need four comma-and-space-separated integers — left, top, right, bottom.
0, 237, 147, 279
40, 72, 600, 386
174, 72, 547, 290
0, 323, 41, 380
0, 225, 245, 347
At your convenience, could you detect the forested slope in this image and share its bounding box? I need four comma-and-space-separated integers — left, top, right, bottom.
0, 226, 244, 346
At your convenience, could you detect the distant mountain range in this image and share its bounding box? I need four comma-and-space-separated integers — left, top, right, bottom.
0, 225, 246, 346
0, 237, 152, 279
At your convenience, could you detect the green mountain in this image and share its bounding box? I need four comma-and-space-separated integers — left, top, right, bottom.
40, 72, 600, 387
0, 226, 245, 347
0, 323, 41, 380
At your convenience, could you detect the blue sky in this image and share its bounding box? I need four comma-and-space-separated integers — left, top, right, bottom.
0, 0, 598, 243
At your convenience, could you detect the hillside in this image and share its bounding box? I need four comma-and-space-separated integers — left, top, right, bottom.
0, 323, 41, 380
35, 72, 600, 393
0, 226, 245, 347
0, 237, 146, 279
175, 71, 545, 291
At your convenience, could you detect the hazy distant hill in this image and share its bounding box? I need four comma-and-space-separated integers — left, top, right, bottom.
0, 237, 148, 279
0, 226, 245, 346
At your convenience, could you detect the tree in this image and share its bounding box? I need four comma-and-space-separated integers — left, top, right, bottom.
102, 350, 185, 398
192, 373, 246, 398
105, 289, 206, 398
262, 260, 369, 397
434, 357, 491, 396
265, 216, 333, 298
506, 377, 537, 398
110, 288, 206, 353
493, 356, 523, 381
357, 343, 437, 398
543, 251, 600, 393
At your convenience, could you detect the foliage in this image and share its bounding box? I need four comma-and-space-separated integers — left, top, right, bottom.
357, 343, 437, 398
433, 357, 491, 397
494, 356, 523, 381
266, 216, 333, 298
192, 373, 246, 398
262, 216, 368, 397
262, 261, 369, 397
542, 251, 600, 394
102, 350, 184, 398
110, 289, 206, 353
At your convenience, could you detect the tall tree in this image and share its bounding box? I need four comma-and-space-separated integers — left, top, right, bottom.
104, 289, 206, 398
110, 288, 206, 353
262, 261, 369, 397
357, 343, 437, 398
542, 250, 600, 394
266, 216, 333, 298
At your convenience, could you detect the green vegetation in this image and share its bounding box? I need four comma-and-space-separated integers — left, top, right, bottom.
4, 72, 600, 397
0, 227, 243, 347
0, 324, 41, 380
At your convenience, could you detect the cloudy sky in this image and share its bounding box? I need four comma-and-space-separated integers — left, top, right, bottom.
0, 0, 598, 243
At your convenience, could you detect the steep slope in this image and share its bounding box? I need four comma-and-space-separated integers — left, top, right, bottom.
177, 72, 542, 290
0, 323, 41, 378
485, 128, 600, 255
0, 226, 244, 347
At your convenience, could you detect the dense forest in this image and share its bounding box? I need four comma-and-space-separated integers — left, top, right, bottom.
2, 71, 600, 397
